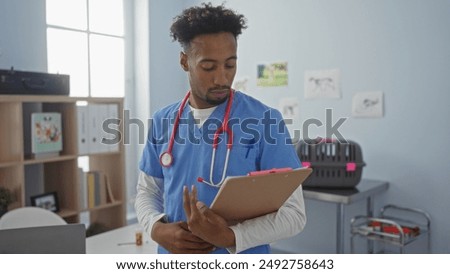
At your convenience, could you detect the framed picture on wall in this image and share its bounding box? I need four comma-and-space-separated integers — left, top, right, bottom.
30, 191, 60, 212
304, 69, 341, 99
257, 62, 288, 87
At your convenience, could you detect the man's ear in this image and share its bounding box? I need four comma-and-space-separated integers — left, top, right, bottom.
180, 52, 189, 71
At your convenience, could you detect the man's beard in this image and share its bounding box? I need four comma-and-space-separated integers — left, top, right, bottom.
205, 88, 230, 106
205, 94, 228, 106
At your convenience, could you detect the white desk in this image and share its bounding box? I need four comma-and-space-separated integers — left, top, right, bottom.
86, 223, 157, 254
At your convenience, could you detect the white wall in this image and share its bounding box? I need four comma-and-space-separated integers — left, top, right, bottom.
0, 0, 47, 71
148, 0, 190, 113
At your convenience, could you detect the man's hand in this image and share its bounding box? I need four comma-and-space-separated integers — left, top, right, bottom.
183, 185, 236, 248
151, 220, 215, 254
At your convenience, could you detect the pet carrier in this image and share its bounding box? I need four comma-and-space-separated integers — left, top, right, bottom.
296, 138, 365, 188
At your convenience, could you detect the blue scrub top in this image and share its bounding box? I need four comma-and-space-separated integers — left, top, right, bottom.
139, 91, 301, 254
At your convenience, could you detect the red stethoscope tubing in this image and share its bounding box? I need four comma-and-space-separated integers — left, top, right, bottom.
159, 90, 234, 176
159, 91, 190, 167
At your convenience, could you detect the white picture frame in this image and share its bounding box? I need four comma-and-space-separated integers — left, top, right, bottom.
352, 91, 384, 118
304, 69, 341, 99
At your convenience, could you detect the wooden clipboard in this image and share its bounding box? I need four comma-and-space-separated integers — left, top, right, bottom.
210, 167, 312, 223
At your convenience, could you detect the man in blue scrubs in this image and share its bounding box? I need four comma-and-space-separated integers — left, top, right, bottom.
136, 3, 306, 254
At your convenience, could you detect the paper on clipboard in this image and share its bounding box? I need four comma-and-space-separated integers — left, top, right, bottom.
210, 167, 312, 223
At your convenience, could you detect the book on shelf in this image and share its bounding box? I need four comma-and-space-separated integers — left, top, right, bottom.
86, 170, 116, 208
78, 168, 88, 210
30, 112, 63, 158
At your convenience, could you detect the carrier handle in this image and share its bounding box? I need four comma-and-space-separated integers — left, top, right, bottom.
22, 77, 49, 90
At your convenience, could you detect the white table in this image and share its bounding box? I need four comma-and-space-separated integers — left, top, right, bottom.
86, 223, 157, 254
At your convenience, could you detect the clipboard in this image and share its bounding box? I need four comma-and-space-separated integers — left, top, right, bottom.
210, 167, 312, 223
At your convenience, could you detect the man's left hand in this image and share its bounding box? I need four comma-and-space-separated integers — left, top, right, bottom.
183, 185, 235, 248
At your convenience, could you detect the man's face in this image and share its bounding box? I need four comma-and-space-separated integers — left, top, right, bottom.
181, 32, 237, 109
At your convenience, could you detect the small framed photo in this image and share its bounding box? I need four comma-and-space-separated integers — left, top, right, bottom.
30, 191, 59, 212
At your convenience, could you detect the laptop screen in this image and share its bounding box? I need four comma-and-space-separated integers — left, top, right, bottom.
0, 223, 86, 254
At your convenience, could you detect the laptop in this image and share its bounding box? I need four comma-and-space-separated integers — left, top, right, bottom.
0, 223, 86, 254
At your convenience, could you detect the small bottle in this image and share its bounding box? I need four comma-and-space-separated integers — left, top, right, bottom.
135, 229, 143, 246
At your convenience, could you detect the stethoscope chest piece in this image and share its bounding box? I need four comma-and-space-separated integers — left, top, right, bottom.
160, 151, 173, 167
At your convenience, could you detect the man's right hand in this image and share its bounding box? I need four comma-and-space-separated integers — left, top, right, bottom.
151, 221, 215, 254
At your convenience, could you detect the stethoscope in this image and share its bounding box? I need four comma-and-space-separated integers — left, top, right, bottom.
159, 89, 234, 188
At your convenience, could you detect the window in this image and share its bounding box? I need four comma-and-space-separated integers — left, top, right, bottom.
46, 0, 125, 97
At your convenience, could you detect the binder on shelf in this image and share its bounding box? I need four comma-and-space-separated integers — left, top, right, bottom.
107, 104, 120, 152
76, 103, 120, 155
76, 106, 89, 155
87, 105, 101, 154
97, 104, 110, 153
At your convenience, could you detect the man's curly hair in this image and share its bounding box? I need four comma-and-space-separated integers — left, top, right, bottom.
170, 3, 247, 50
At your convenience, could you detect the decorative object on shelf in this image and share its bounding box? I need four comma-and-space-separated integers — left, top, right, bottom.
30, 191, 60, 212
0, 186, 13, 217
31, 112, 63, 158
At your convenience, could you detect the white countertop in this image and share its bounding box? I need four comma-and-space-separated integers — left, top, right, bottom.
86, 223, 157, 254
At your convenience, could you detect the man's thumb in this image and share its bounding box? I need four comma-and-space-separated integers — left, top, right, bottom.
196, 201, 208, 212
196, 201, 222, 223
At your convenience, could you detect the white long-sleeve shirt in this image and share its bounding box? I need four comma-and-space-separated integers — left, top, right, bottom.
135, 171, 306, 253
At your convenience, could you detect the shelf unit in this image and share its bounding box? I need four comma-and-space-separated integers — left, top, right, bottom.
0, 95, 126, 230
350, 204, 431, 253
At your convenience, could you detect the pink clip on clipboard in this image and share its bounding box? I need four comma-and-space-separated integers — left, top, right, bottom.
210, 167, 313, 224
248, 167, 293, 176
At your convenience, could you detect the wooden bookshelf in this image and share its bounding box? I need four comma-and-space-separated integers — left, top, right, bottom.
0, 95, 126, 230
